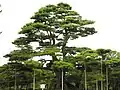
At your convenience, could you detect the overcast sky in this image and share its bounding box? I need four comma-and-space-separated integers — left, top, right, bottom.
0, 0, 120, 65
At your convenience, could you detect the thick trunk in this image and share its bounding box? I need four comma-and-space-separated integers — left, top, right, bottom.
55, 32, 69, 90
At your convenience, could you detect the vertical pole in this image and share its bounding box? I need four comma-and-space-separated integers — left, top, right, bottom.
106, 66, 108, 90
62, 69, 64, 90
62, 48, 64, 90
84, 64, 87, 90
96, 80, 98, 90
15, 68, 17, 90
33, 70, 35, 90
101, 58, 103, 90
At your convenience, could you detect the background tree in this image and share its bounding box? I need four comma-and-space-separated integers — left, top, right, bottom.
75, 49, 98, 90
2, 48, 120, 90
96, 49, 111, 90
96, 49, 120, 90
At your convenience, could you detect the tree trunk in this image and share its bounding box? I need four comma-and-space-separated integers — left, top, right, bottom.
15, 68, 17, 90
96, 80, 98, 90
62, 69, 64, 90
55, 71, 62, 90
106, 66, 108, 90
33, 70, 35, 90
84, 64, 87, 90
101, 58, 103, 90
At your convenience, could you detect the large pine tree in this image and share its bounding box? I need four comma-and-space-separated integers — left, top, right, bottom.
5, 3, 97, 90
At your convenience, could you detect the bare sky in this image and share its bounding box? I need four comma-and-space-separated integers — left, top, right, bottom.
0, 0, 120, 65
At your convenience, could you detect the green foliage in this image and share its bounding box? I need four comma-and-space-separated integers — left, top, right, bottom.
52, 61, 74, 70
4, 49, 34, 61
24, 60, 40, 69
75, 50, 98, 63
